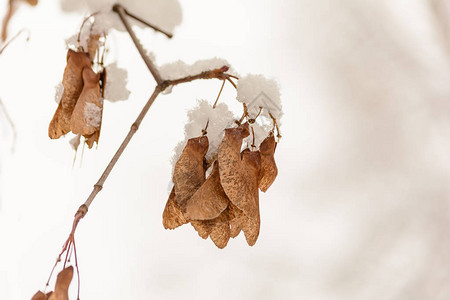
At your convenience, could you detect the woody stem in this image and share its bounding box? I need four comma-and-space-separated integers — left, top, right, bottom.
113, 4, 163, 85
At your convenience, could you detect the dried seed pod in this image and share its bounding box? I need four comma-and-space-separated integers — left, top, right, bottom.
219, 123, 261, 218
258, 133, 278, 192
87, 34, 100, 63
184, 161, 229, 221
49, 50, 91, 139
48, 266, 73, 300
162, 187, 187, 230
70, 67, 102, 145
173, 136, 209, 210
210, 221, 231, 249
191, 207, 232, 248
229, 203, 243, 238
31, 291, 48, 300
240, 149, 261, 246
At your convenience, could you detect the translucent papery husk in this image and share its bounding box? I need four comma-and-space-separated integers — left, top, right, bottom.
70, 67, 103, 148
49, 50, 91, 139
258, 133, 278, 192
173, 136, 209, 211
184, 161, 229, 221
162, 187, 187, 230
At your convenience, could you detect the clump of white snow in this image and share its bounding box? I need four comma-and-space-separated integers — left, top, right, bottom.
54, 83, 64, 104
171, 99, 236, 169
59, 0, 182, 33
159, 58, 233, 81
84, 102, 102, 128
104, 62, 131, 102
237, 74, 282, 120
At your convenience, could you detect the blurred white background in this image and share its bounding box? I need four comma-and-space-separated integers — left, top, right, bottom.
0, 0, 450, 299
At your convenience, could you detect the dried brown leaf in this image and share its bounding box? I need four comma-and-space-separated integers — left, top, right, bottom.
259, 133, 278, 192
162, 187, 187, 230
70, 67, 101, 136
173, 136, 209, 210
49, 50, 91, 139
48, 266, 73, 300
184, 161, 229, 221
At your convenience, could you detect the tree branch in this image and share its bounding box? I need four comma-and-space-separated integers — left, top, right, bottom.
72, 66, 233, 230
112, 4, 163, 85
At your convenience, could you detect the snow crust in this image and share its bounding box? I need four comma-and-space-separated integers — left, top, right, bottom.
84, 102, 102, 128
159, 58, 232, 81
171, 100, 236, 169
54, 83, 64, 104
237, 74, 282, 119
59, 0, 182, 33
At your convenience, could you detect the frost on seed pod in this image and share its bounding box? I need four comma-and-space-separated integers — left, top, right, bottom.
70, 66, 103, 149
258, 133, 278, 192
172, 136, 209, 211
49, 50, 91, 139
162, 187, 187, 230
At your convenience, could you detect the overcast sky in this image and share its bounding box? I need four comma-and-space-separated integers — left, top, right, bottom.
1, 0, 450, 299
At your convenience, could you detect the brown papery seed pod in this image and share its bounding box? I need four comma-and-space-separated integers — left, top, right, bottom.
191, 206, 232, 248
173, 136, 209, 211
48, 266, 73, 300
258, 133, 278, 192
184, 161, 229, 221
240, 149, 261, 246
219, 123, 261, 218
48, 50, 91, 139
70, 66, 102, 148
162, 187, 187, 230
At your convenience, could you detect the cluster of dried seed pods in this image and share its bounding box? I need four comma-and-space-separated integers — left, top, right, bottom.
48, 46, 104, 149
163, 122, 278, 248
32, 266, 73, 300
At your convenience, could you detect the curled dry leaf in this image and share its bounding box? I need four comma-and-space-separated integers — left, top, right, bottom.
49, 50, 91, 139
184, 161, 229, 221
70, 66, 103, 148
173, 136, 209, 211
258, 133, 278, 192
162, 187, 187, 230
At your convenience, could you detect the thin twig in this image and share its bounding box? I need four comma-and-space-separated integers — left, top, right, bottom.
123, 9, 173, 38
0, 98, 17, 152
0, 28, 29, 55
113, 4, 163, 84
213, 79, 226, 108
